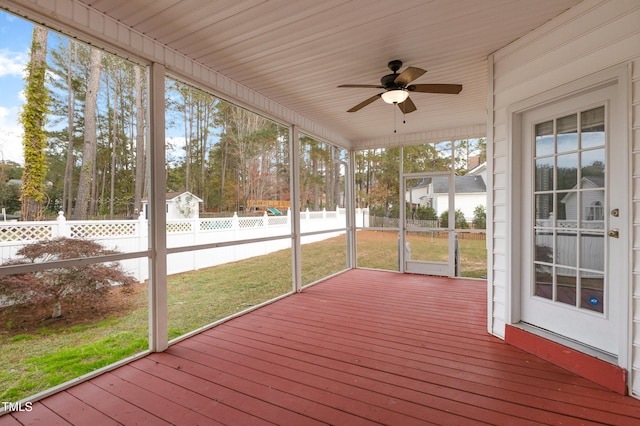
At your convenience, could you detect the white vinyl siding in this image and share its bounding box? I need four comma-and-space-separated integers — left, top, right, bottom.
490, 0, 640, 395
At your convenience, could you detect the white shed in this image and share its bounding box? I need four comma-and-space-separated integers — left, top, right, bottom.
142, 191, 203, 220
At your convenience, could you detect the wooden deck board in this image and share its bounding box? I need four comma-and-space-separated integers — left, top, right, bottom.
3, 269, 640, 425
40, 391, 120, 425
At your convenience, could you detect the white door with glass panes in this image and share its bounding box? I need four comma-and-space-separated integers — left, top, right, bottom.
520, 83, 626, 356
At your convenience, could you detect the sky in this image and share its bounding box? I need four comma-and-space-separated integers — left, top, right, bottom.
0, 10, 33, 164
0, 9, 191, 166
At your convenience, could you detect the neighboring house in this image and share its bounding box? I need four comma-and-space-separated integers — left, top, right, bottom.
406, 164, 487, 221
142, 191, 203, 220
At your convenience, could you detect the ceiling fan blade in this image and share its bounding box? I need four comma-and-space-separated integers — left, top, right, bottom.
397, 96, 417, 114
408, 84, 463, 94
394, 66, 427, 86
338, 84, 384, 89
347, 94, 382, 112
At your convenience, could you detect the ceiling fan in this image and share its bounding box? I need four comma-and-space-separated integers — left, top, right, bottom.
338, 60, 462, 113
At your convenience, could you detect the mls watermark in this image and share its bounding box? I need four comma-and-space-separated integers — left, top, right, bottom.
2, 401, 33, 412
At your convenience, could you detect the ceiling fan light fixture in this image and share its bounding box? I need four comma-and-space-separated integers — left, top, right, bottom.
381, 89, 409, 104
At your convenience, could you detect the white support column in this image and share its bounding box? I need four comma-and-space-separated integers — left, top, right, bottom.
148, 62, 168, 352
346, 154, 356, 269
399, 147, 406, 273
290, 126, 302, 292
486, 53, 496, 335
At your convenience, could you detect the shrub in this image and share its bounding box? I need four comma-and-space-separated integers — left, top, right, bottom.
439, 209, 468, 229
472, 205, 486, 229
0, 237, 135, 318
414, 205, 438, 221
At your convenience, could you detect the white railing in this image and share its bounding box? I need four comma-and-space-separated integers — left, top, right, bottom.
0, 208, 369, 282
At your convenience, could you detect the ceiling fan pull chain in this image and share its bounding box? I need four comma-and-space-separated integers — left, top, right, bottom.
394, 105, 397, 133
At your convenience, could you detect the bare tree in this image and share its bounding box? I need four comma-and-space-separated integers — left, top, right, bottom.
73, 48, 102, 220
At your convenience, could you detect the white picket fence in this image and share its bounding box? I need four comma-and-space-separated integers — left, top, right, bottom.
0, 208, 369, 282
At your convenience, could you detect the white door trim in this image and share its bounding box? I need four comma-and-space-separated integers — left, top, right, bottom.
506, 65, 631, 368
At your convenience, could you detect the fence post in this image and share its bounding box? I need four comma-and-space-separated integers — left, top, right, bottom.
193, 216, 200, 244
232, 212, 239, 241
56, 211, 69, 237
262, 210, 269, 254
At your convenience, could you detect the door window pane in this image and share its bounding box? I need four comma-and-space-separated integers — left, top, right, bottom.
534, 264, 552, 299
581, 194, 605, 229
535, 157, 554, 192
535, 121, 554, 156
556, 192, 576, 227
556, 153, 578, 190
556, 267, 577, 307
535, 194, 554, 223
581, 107, 605, 149
557, 114, 578, 153
580, 232, 604, 272
556, 230, 577, 268
581, 149, 605, 188
535, 229, 553, 263
580, 271, 604, 313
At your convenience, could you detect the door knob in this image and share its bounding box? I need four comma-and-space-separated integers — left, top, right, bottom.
608, 229, 619, 238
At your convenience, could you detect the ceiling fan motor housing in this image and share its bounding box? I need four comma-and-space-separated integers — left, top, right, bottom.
381, 73, 402, 89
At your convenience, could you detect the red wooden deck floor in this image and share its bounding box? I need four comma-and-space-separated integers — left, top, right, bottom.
3, 269, 640, 425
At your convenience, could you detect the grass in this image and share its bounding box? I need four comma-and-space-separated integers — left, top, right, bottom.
0, 230, 487, 402
357, 230, 487, 278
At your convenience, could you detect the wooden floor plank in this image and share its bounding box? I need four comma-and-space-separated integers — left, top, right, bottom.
147, 352, 336, 425
40, 391, 119, 426
163, 345, 390, 426
112, 363, 268, 425
91, 371, 227, 425
4, 269, 640, 425
0, 403, 69, 425
65, 381, 172, 425
0, 415, 22, 426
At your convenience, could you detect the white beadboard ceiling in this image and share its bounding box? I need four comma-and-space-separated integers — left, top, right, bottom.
73, 0, 581, 146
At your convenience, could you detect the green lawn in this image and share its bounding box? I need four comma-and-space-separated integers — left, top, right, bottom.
0, 230, 486, 402
357, 230, 487, 278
